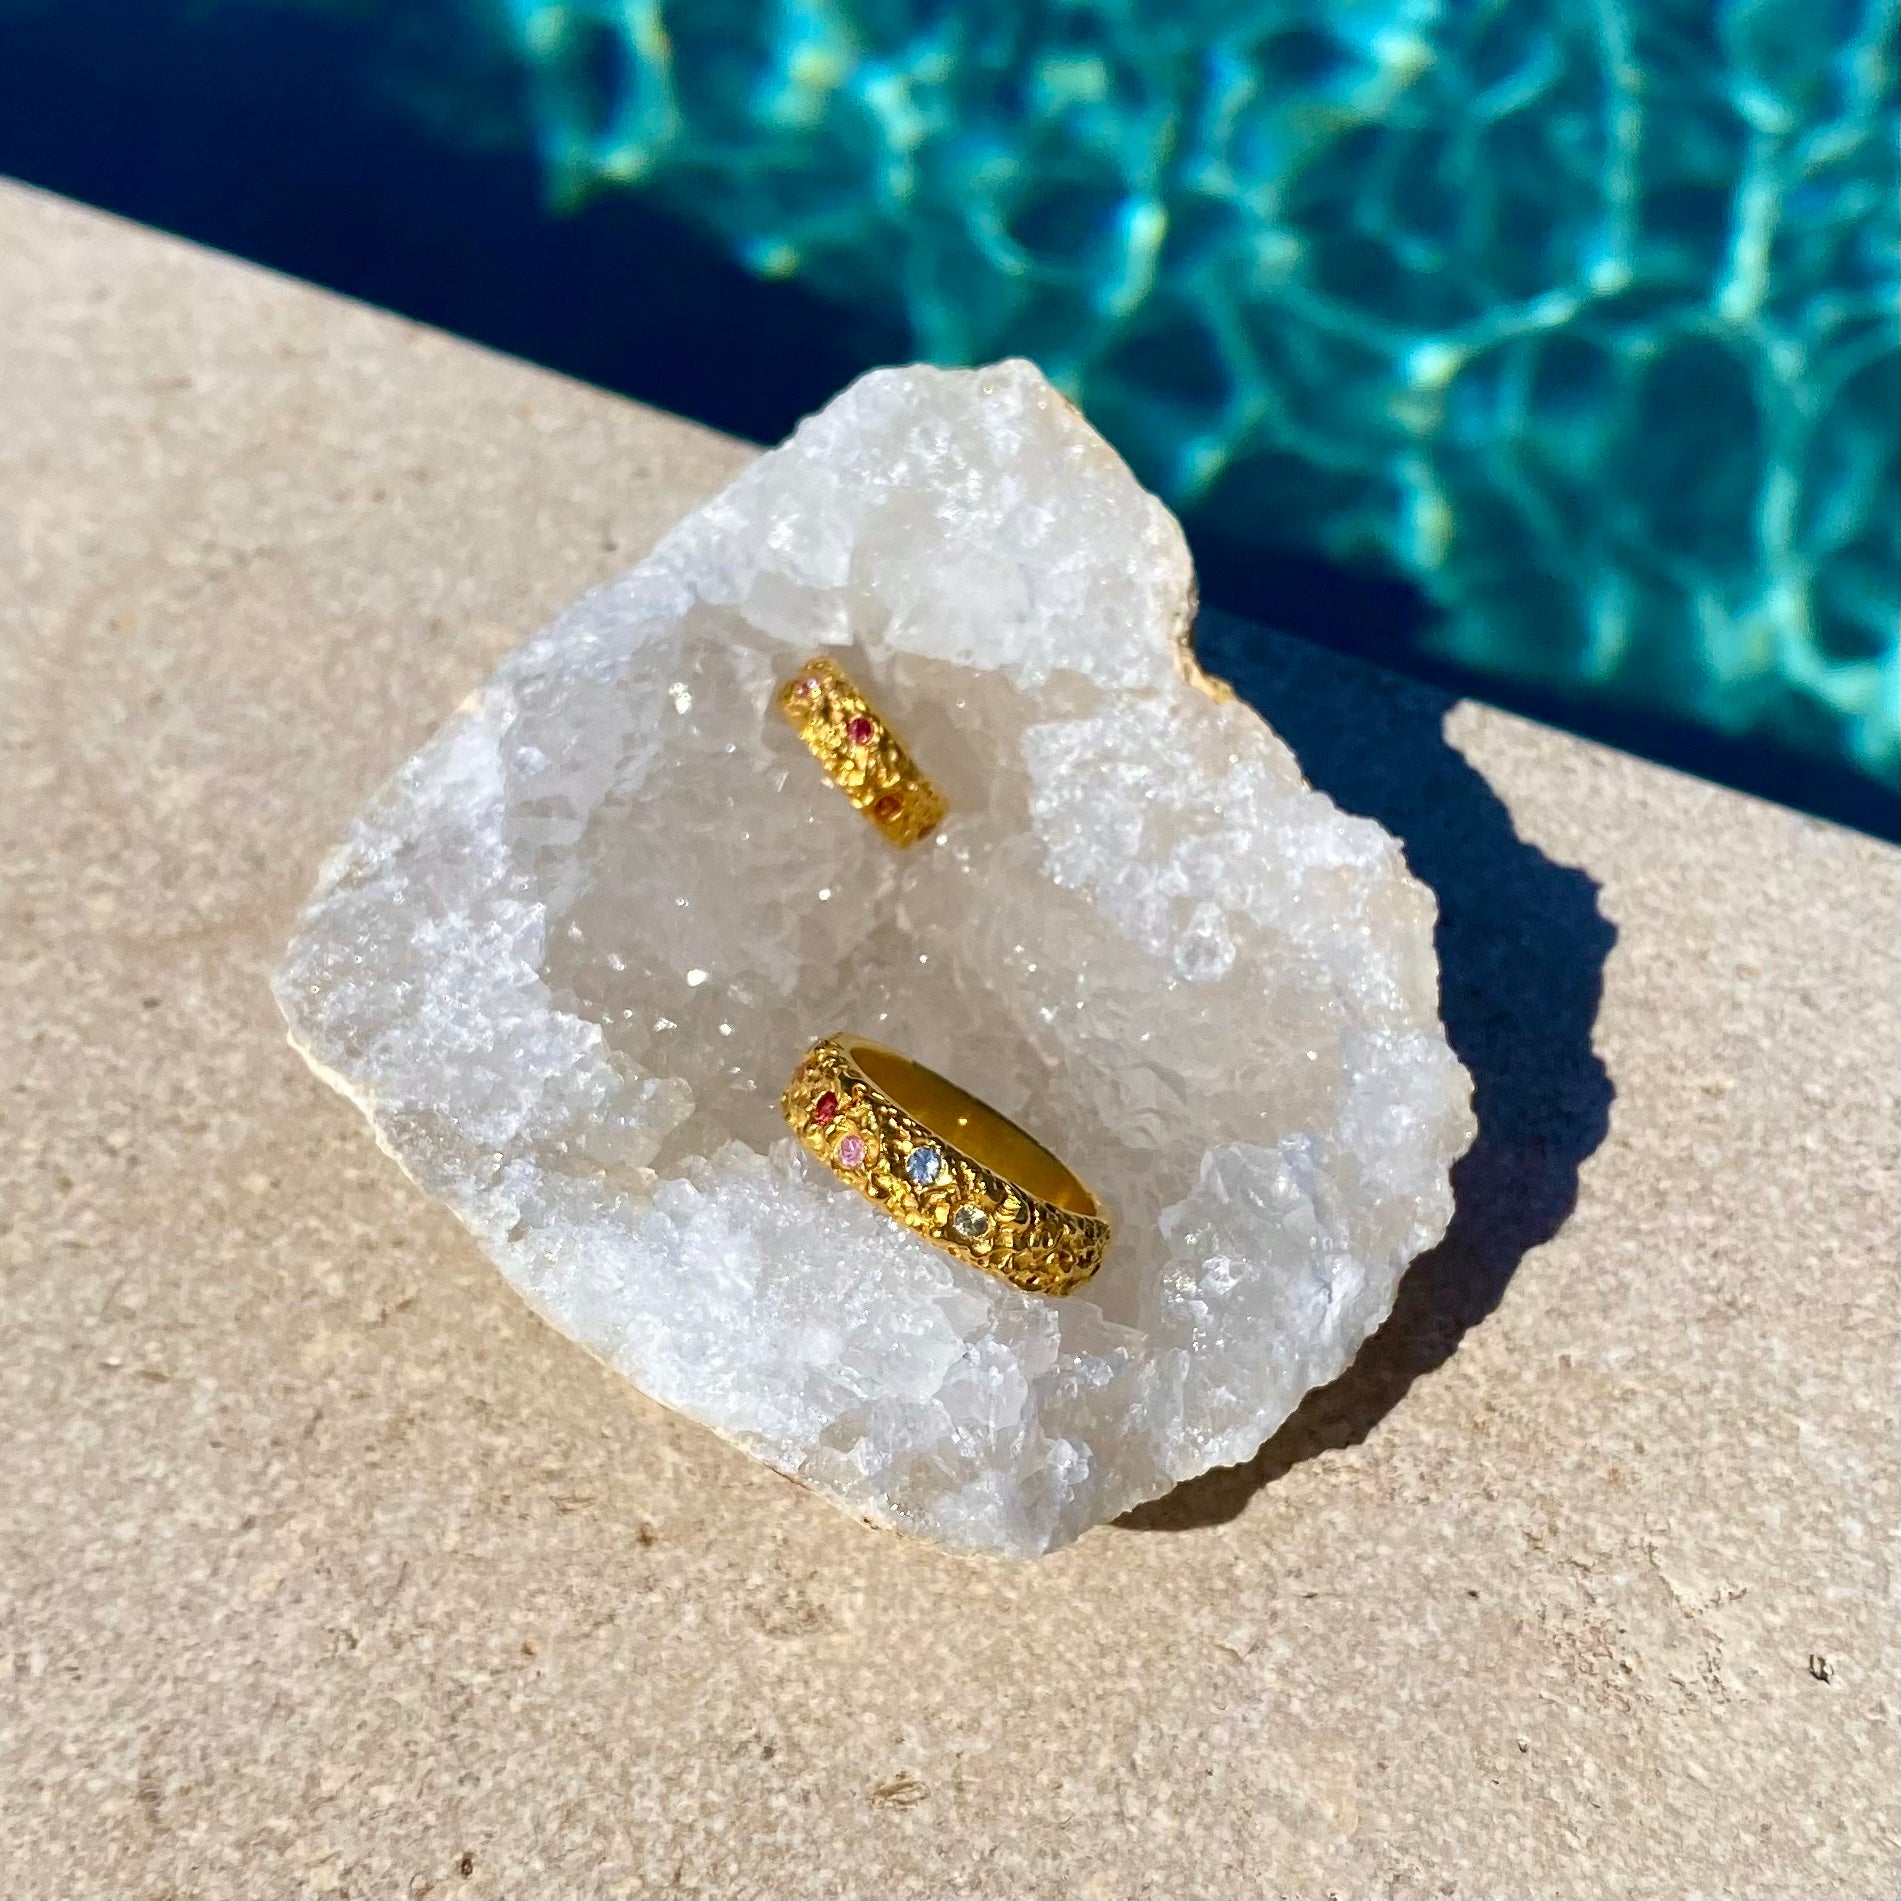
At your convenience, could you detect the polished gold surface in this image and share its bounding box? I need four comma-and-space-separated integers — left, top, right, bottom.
782, 1036, 1110, 1296
775, 653, 947, 847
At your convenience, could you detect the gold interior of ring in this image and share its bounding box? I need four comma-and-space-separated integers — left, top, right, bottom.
842, 1039, 1099, 1217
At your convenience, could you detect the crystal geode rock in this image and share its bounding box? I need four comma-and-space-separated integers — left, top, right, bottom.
275, 361, 1474, 1557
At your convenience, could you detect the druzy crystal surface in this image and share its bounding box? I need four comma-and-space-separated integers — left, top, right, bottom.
275, 361, 1474, 1557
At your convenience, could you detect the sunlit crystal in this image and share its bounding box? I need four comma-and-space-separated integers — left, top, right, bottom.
274, 360, 1474, 1558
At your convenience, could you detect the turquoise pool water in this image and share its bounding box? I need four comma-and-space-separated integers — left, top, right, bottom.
503, 0, 1901, 788
4, 0, 1895, 813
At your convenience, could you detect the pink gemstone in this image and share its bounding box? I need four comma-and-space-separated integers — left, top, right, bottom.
847, 715, 875, 746
794, 676, 821, 700
837, 1134, 866, 1169
812, 1090, 839, 1127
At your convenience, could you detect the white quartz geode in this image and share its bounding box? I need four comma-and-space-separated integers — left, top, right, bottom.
275, 360, 1475, 1558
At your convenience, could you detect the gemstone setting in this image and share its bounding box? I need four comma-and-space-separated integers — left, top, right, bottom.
812, 1090, 839, 1127
950, 1202, 992, 1241
847, 715, 876, 746
904, 1146, 942, 1188
837, 1133, 867, 1170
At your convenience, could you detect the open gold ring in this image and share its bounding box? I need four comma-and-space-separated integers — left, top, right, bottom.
776, 654, 947, 848
781, 1035, 1110, 1296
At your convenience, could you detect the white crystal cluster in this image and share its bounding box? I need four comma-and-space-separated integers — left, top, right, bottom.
275, 361, 1474, 1557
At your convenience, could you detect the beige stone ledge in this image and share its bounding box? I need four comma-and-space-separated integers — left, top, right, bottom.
2, 180, 1895, 1900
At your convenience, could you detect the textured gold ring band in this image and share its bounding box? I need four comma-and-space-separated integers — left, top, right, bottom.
782, 1035, 1110, 1297
776, 654, 947, 848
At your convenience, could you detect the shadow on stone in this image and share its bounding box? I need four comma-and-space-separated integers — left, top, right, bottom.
1119, 615, 1617, 1534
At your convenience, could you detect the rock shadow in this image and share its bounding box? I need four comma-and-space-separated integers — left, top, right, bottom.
1120, 614, 1617, 1533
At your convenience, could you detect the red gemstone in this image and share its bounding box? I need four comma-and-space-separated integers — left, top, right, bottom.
847, 715, 875, 746
812, 1090, 839, 1127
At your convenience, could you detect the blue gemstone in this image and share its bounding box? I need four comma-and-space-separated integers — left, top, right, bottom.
904, 1146, 942, 1188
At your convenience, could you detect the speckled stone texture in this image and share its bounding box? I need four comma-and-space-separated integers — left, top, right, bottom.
2, 183, 1897, 1899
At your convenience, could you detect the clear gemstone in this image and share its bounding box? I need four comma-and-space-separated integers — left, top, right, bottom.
837, 1133, 866, 1169
950, 1202, 991, 1241
904, 1146, 941, 1188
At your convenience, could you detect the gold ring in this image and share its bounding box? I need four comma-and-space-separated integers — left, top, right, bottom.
776, 654, 947, 848
782, 1035, 1110, 1297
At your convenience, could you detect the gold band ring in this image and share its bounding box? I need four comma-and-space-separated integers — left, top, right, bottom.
776, 654, 947, 848
782, 1035, 1110, 1297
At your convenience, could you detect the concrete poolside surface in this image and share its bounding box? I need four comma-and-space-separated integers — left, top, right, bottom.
1, 180, 1896, 1900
